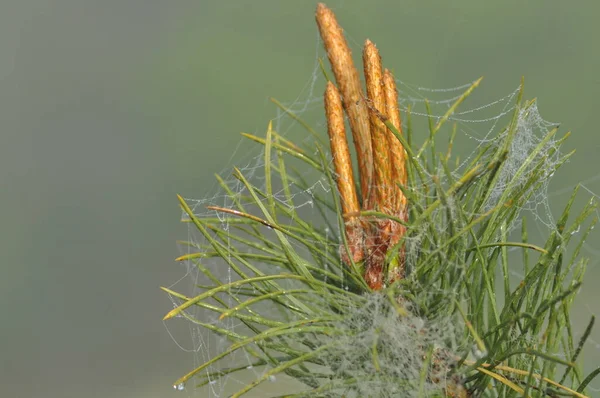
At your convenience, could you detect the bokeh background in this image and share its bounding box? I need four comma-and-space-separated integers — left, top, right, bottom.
2, 1, 599, 397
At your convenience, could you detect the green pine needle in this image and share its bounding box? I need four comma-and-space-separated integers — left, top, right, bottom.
163, 78, 598, 397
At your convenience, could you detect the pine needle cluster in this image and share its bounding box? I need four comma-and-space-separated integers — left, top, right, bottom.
162, 3, 598, 397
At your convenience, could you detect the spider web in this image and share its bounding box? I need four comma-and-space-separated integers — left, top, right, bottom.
163, 30, 600, 398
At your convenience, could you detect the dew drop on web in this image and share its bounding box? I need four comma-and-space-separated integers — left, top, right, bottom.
173, 383, 185, 391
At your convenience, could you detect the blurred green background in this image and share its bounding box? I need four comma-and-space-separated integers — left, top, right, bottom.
2, 1, 599, 397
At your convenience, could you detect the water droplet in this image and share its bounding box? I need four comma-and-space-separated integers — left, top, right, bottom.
173, 383, 185, 391
246, 365, 253, 369
268, 375, 276, 383
570, 225, 581, 236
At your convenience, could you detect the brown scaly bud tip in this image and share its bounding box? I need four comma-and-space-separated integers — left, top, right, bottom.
383, 69, 408, 283
364, 247, 385, 290
324, 81, 364, 264
363, 39, 392, 214
341, 219, 365, 264
362, 215, 390, 291
316, 3, 373, 206
383, 69, 408, 207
